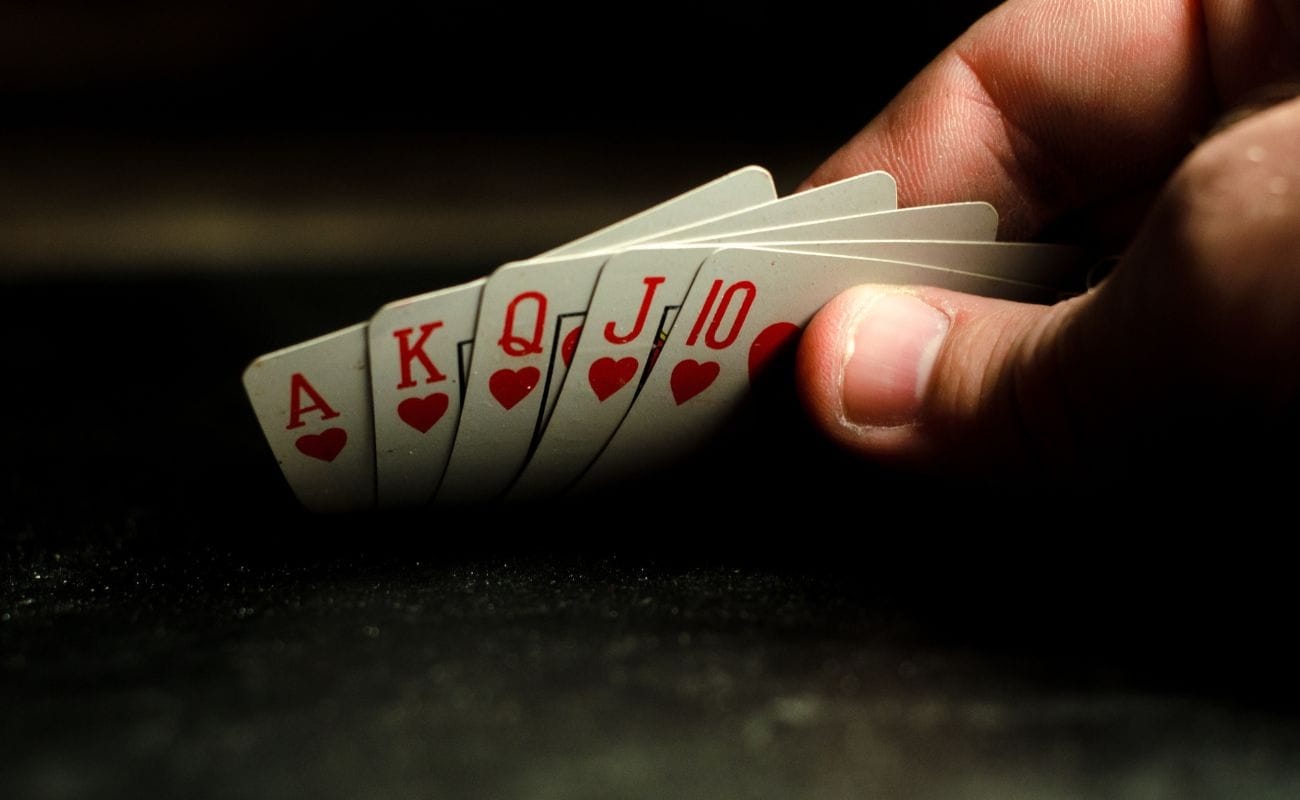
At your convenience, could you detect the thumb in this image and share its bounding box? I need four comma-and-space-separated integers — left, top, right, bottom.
796, 96, 1300, 483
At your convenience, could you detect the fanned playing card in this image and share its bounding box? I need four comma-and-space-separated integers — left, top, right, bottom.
242, 166, 1089, 511
243, 324, 375, 513
434, 171, 900, 505
249, 166, 780, 510
366, 279, 485, 508
574, 246, 1063, 491
506, 201, 1005, 501
509, 238, 1083, 501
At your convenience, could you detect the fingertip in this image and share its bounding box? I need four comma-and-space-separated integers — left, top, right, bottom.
795, 163, 840, 194
798, 286, 952, 461
795, 288, 854, 431
799, 145, 881, 196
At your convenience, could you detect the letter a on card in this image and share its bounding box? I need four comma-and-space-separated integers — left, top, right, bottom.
243, 324, 376, 512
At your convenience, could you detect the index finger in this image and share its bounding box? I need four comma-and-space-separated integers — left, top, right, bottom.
803, 0, 1298, 240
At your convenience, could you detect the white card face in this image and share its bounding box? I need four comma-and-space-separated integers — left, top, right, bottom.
434, 252, 609, 505
649, 170, 897, 242
438, 172, 904, 505
502, 246, 708, 501
780, 240, 1088, 291
575, 248, 1059, 491
703, 202, 999, 245
367, 279, 485, 508
539, 165, 777, 257
242, 324, 375, 513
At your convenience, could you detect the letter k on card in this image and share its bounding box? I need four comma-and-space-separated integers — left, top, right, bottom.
367, 279, 485, 508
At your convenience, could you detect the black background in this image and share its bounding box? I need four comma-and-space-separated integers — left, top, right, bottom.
4, 3, 1299, 798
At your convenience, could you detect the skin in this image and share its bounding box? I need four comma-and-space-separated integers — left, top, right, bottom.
795, 0, 1300, 483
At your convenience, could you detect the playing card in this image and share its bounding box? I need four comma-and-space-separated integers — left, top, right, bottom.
639, 170, 897, 242
539, 165, 777, 257
435, 172, 902, 505
700, 202, 999, 245
574, 247, 1061, 491
786, 240, 1088, 291
366, 279, 485, 508
256, 165, 779, 511
242, 324, 375, 512
507, 205, 1009, 500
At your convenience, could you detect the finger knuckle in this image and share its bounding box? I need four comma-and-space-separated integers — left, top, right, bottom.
1164, 99, 1300, 330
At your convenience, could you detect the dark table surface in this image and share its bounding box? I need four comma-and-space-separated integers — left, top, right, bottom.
4, 271, 1300, 799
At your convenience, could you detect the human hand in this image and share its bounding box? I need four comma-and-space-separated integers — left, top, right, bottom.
796, 0, 1300, 484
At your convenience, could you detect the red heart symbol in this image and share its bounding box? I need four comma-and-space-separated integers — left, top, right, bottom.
295, 427, 347, 462
561, 325, 583, 367
397, 392, 449, 433
670, 359, 720, 405
588, 356, 638, 402
489, 366, 541, 410
748, 322, 801, 383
